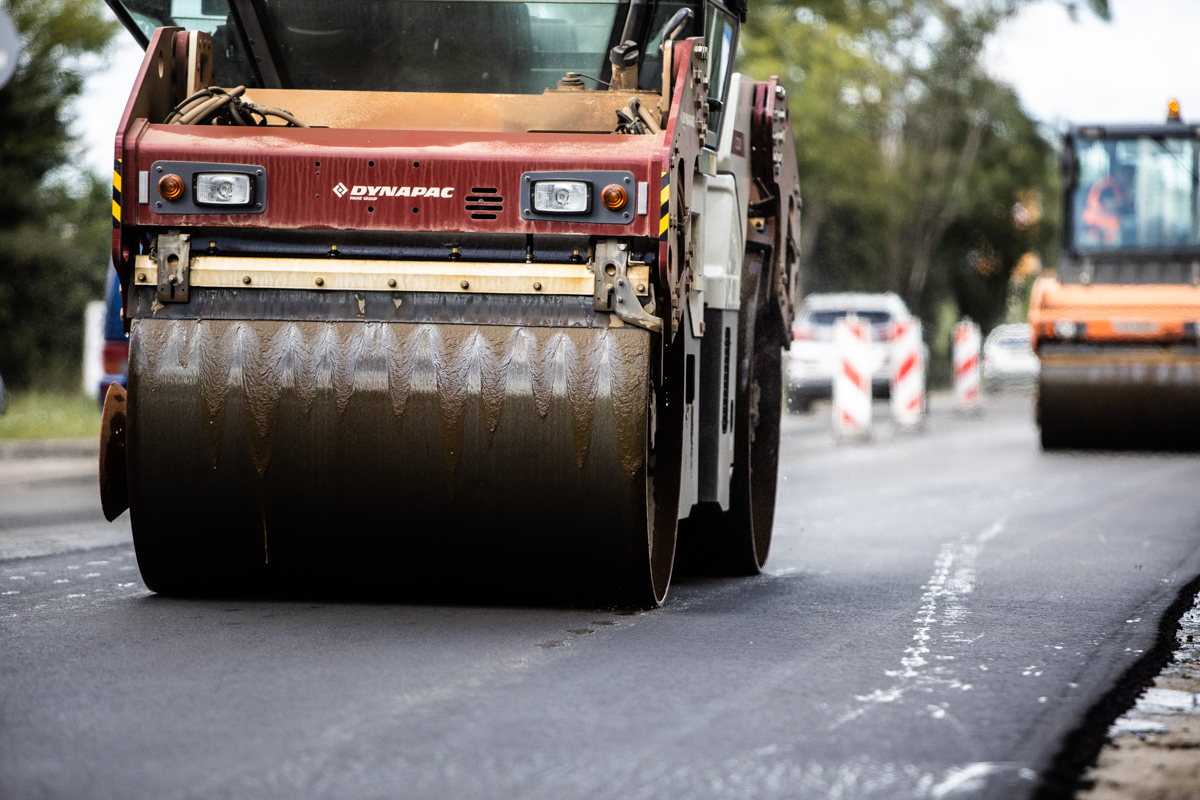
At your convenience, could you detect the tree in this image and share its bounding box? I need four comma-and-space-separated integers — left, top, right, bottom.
739, 0, 909, 294
932, 87, 1058, 329
737, 0, 1103, 349
0, 0, 118, 388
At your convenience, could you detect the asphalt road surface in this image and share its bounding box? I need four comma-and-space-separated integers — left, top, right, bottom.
3, 392, 1200, 800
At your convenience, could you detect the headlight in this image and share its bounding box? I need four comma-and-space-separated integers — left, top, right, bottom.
532, 181, 589, 214
195, 173, 252, 206
1053, 320, 1078, 339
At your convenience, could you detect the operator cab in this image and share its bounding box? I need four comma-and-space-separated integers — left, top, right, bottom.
1060, 102, 1200, 284
106, 0, 741, 128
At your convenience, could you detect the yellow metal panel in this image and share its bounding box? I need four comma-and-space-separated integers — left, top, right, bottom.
131, 255, 650, 296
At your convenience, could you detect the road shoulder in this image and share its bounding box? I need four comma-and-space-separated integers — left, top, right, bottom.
0, 446, 132, 562
1079, 590, 1200, 799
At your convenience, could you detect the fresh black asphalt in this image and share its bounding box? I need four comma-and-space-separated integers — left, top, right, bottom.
2, 393, 1199, 799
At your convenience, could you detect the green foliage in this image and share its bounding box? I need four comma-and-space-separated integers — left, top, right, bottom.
1059, 0, 1110, 22
739, 1, 904, 293
737, 0, 1098, 340
0, 0, 118, 389
0, 389, 100, 439
0, 176, 114, 388
934, 87, 1058, 328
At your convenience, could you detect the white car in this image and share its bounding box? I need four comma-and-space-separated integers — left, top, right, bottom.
786, 292, 918, 412
982, 323, 1039, 392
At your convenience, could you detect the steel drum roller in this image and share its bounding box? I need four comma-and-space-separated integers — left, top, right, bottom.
1038, 346, 1200, 450
127, 317, 678, 604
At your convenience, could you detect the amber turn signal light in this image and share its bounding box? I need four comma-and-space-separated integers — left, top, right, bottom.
600, 184, 627, 210
158, 174, 184, 200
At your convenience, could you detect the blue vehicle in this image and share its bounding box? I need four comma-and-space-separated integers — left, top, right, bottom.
98, 268, 128, 406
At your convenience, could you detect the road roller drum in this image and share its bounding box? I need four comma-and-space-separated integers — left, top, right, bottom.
125, 314, 680, 604
1037, 345, 1200, 450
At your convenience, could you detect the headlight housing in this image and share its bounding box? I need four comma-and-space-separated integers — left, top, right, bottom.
151, 161, 266, 216
532, 181, 589, 214
195, 173, 252, 206
519, 171, 633, 224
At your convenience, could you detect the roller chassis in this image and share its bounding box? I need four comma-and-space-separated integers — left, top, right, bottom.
101, 17, 800, 605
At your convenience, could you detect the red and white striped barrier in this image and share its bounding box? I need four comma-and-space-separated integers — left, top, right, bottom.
833, 314, 873, 437
953, 319, 981, 410
890, 320, 925, 425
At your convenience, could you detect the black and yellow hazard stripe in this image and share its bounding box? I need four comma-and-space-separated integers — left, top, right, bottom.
112, 158, 122, 229
659, 170, 669, 241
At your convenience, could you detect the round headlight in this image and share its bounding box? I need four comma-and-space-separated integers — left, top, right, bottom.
1053, 320, 1077, 339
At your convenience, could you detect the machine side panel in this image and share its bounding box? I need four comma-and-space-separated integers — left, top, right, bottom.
1058, 252, 1200, 285
716, 74, 754, 228
678, 305, 703, 518
657, 37, 706, 338
116, 27, 182, 145
750, 77, 801, 342
113, 27, 182, 280
698, 307, 737, 507
700, 175, 743, 311
1029, 276, 1200, 347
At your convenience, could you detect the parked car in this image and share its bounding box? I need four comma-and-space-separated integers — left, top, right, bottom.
98, 267, 129, 407
786, 292, 918, 412
982, 323, 1038, 392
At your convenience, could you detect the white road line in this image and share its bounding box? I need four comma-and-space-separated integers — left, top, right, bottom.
836, 519, 1005, 726
930, 762, 1004, 797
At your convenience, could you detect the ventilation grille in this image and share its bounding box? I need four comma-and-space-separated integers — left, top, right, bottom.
466, 187, 503, 220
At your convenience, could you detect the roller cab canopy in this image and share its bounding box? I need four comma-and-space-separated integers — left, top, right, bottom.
105, 0, 743, 95
1058, 123, 1200, 283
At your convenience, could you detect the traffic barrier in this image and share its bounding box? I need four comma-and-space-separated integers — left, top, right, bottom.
833, 314, 872, 437
953, 319, 981, 410
891, 320, 925, 425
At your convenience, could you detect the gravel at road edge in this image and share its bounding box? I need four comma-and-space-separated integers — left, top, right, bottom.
1077, 588, 1200, 799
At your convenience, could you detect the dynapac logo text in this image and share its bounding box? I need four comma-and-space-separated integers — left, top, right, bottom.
341, 185, 455, 199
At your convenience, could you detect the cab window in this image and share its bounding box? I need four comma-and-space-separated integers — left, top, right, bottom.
704, 3, 736, 140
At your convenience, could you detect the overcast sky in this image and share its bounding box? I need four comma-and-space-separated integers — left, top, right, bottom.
984, 0, 1200, 128
72, 0, 1200, 178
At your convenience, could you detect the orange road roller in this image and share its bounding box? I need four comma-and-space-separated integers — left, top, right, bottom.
1031, 109, 1200, 450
